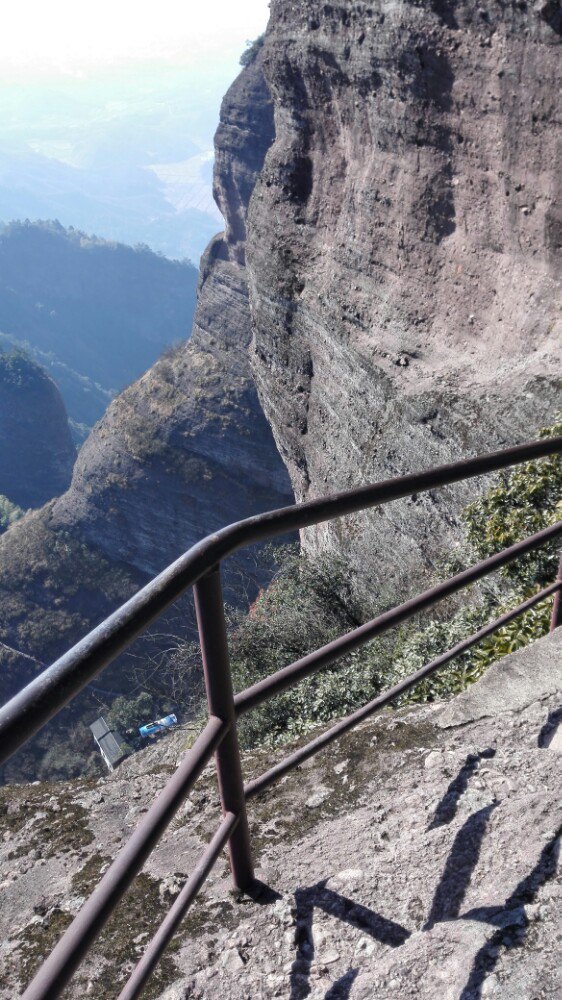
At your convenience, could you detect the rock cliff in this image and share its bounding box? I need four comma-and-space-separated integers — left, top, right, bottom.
248, 0, 561, 604
49, 52, 291, 584
0, 352, 75, 509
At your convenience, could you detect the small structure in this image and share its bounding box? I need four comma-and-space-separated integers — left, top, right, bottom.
89, 716, 129, 772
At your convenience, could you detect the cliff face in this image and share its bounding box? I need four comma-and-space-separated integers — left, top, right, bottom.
0, 55, 292, 716
248, 0, 561, 602
0, 353, 75, 509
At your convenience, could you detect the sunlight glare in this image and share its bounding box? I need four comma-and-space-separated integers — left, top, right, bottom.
0, 0, 270, 77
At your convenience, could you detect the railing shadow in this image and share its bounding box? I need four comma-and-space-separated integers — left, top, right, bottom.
425, 802, 498, 930
324, 968, 359, 999
538, 705, 562, 748
428, 747, 496, 829
290, 880, 410, 999
458, 826, 561, 999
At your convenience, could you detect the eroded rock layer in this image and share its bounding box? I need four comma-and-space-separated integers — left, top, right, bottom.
248, 0, 561, 602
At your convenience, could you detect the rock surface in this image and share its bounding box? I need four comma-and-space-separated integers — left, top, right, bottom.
0, 352, 75, 508
48, 52, 291, 583
0, 630, 560, 999
248, 0, 562, 603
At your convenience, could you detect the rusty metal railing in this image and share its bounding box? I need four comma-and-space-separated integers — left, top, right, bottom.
0, 435, 561, 999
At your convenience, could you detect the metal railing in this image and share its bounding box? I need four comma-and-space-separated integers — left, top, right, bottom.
1, 436, 561, 999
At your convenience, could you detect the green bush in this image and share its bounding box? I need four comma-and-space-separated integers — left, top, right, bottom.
239, 35, 265, 67
389, 415, 561, 702
105, 691, 155, 734
0, 495, 25, 534
227, 546, 391, 748
228, 416, 561, 740
463, 417, 562, 588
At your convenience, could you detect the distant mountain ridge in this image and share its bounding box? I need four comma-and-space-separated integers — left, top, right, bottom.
0, 220, 199, 438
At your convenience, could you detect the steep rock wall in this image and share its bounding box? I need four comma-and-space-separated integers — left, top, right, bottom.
51, 54, 291, 582
248, 0, 561, 603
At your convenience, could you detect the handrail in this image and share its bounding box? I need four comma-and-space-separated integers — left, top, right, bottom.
0, 434, 560, 765
117, 811, 239, 1000
234, 519, 562, 715
21, 715, 228, 1000
2, 435, 561, 1000
244, 580, 561, 799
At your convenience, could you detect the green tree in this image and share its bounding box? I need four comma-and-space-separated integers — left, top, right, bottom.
0, 494, 26, 534
105, 691, 155, 733
239, 34, 265, 67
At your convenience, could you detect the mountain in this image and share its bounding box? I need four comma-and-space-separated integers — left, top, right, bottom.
247, 0, 561, 599
0, 220, 199, 437
1, 0, 561, 783
0, 51, 293, 783
0, 62, 231, 262
0, 350, 75, 508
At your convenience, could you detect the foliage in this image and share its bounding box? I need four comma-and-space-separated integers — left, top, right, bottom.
0, 495, 26, 534
226, 416, 561, 744
105, 691, 155, 734
463, 417, 562, 587
240, 35, 265, 67
227, 546, 391, 748
390, 415, 561, 703
0, 349, 45, 390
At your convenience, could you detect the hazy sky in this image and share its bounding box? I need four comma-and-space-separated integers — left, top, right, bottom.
0, 0, 271, 78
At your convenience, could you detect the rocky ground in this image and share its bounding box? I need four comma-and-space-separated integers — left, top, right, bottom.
0, 628, 560, 999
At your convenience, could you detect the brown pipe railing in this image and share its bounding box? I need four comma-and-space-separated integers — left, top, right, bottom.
0, 435, 559, 999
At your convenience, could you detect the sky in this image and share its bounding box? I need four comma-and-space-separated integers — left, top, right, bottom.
0, 0, 272, 260
0, 0, 271, 79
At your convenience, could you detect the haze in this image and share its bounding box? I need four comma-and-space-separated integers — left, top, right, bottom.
0, 1, 271, 261
0, 0, 270, 78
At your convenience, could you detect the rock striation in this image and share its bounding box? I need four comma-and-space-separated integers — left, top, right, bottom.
0, 352, 75, 509
248, 0, 562, 604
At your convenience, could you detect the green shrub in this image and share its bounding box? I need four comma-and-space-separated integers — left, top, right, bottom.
0, 495, 26, 534
229, 416, 561, 739
389, 415, 561, 702
227, 546, 391, 748
463, 417, 562, 588
239, 35, 265, 67
105, 691, 155, 733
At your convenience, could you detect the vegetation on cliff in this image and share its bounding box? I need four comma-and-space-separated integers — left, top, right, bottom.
207, 417, 562, 748
0, 496, 25, 535
0, 349, 76, 509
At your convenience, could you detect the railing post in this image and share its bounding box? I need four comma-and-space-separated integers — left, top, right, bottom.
193, 565, 254, 890
550, 551, 562, 632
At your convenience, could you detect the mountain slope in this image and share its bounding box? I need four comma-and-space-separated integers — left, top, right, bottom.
0, 52, 293, 781
0, 220, 199, 434
0, 351, 75, 508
